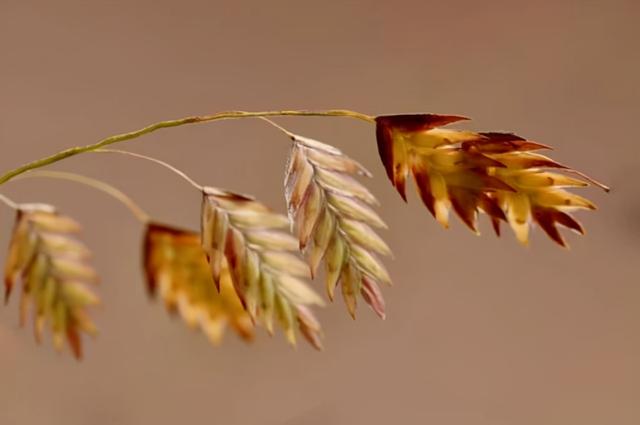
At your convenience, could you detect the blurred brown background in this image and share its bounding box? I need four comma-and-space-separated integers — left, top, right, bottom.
1, 1, 638, 424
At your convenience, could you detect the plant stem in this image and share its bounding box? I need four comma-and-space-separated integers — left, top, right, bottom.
0, 110, 375, 186
14, 171, 151, 223
95, 149, 204, 191
257, 117, 296, 139
0, 193, 18, 209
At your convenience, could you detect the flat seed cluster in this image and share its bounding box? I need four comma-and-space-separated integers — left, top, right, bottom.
201, 188, 324, 349
4, 204, 99, 359
376, 114, 606, 247
285, 134, 390, 319
143, 222, 254, 345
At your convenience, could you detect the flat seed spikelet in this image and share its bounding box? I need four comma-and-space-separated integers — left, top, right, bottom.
376, 114, 608, 247
4, 204, 99, 359
143, 222, 254, 345
201, 188, 324, 349
284, 133, 390, 319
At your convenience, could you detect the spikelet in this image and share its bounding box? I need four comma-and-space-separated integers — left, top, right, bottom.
375, 114, 608, 247
201, 188, 324, 349
143, 222, 254, 345
284, 133, 390, 319
4, 204, 99, 359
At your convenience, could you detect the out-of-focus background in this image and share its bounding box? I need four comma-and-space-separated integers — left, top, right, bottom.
1, 1, 638, 424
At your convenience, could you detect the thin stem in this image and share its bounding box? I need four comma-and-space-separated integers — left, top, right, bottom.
14, 171, 151, 223
0, 109, 375, 185
0, 193, 18, 210
257, 117, 295, 139
95, 149, 204, 191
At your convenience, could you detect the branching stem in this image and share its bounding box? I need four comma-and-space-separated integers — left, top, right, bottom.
0, 109, 375, 185
257, 117, 296, 139
95, 149, 204, 192
0, 193, 18, 210
14, 171, 151, 223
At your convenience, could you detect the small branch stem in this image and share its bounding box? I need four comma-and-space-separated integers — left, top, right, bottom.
0, 109, 374, 185
0, 193, 18, 210
257, 117, 296, 139
95, 149, 204, 192
14, 171, 151, 223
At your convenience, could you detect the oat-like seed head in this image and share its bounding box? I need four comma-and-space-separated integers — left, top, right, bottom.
4, 204, 99, 359
143, 222, 254, 344
200, 188, 324, 349
284, 132, 390, 319
375, 114, 607, 247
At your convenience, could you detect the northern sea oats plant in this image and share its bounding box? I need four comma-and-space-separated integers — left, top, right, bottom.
0, 109, 608, 359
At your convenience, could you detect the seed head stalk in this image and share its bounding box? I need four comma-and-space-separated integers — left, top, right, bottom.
0, 110, 375, 186
0, 193, 18, 209
95, 149, 204, 192
13, 171, 151, 223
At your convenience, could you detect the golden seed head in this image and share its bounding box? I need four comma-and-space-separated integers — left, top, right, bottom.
376, 114, 606, 247
143, 222, 255, 345
4, 205, 99, 359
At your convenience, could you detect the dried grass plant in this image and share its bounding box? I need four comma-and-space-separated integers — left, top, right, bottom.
0, 109, 607, 359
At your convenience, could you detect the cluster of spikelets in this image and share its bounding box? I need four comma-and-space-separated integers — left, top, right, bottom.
285, 133, 389, 319
4, 204, 99, 358
376, 114, 608, 246
0, 112, 606, 359
143, 223, 255, 345
200, 187, 323, 348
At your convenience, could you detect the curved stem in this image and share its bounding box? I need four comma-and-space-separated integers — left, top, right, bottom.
14, 171, 151, 223
0, 193, 18, 210
0, 109, 375, 185
257, 117, 295, 139
95, 149, 204, 191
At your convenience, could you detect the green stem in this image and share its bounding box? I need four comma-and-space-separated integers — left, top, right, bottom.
0, 109, 374, 186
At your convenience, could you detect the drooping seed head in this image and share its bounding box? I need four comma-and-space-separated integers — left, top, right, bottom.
284, 133, 392, 319
4, 204, 99, 359
200, 188, 324, 349
375, 114, 607, 247
143, 222, 254, 344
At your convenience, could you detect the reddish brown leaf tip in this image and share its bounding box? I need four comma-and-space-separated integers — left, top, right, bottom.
469, 133, 553, 153
67, 328, 83, 360
375, 114, 470, 194
375, 114, 471, 131
396, 178, 408, 202
361, 277, 386, 320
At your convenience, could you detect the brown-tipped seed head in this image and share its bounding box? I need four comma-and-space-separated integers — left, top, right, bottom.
375, 114, 606, 247
143, 222, 254, 344
4, 205, 99, 359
